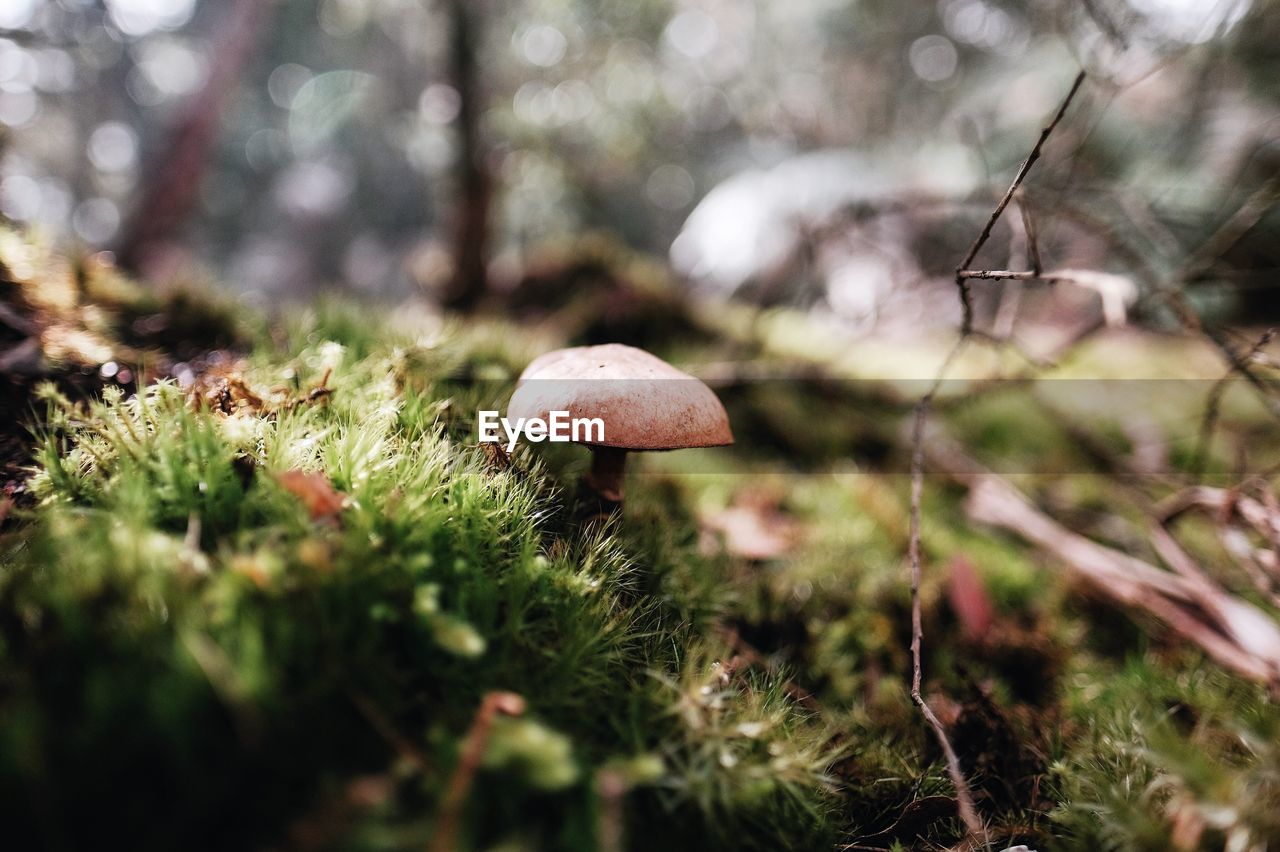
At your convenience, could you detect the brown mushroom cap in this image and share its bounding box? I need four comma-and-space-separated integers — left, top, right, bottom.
507, 343, 733, 450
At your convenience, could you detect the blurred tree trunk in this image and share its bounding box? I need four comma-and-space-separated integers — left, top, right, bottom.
441, 0, 491, 311
116, 0, 273, 276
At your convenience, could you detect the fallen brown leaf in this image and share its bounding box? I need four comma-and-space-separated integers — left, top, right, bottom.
277, 470, 347, 521
700, 501, 798, 560
948, 556, 995, 642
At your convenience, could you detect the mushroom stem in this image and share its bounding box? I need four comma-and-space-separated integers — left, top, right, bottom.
587, 446, 628, 504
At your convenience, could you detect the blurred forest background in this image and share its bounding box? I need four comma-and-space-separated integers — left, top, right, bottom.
0, 0, 1275, 331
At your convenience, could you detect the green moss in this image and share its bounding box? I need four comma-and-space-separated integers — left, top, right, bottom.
4, 231, 1280, 850
1, 323, 840, 851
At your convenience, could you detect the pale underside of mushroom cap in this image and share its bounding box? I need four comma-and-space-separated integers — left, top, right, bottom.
507, 343, 734, 451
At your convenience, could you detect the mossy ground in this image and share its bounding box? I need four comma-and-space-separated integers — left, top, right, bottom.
2, 231, 1280, 850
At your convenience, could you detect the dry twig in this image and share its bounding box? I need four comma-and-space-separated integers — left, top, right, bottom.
954, 70, 1087, 334
430, 691, 527, 852
1183, 176, 1280, 283
963, 473, 1280, 684
1158, 484, 1280, 603
922, 429, 1280, 666
1152, 180, 1280, 425
1191, 329, 1276, 479
907, 399, 986, 841
902, 70, 1087, 844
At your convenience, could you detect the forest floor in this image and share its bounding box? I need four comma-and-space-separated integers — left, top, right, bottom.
2, 229, 1280, 851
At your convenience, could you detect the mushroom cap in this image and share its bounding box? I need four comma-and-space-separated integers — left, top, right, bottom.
507, 343, 733, 450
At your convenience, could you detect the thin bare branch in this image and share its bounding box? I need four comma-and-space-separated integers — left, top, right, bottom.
1200, 325, 1280, 421
965, 474, 1279, 684
908, 398, 985, 841
1191, 329, 1276, 479
955, 70, 1087, 334
430, 691, 527, 852
1156, 180, 1280, 422
1158, 486, 1280, 550
1183, 176, 1280, 283
903, 69, 1089, 844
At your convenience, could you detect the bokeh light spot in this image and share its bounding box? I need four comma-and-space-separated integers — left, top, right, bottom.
909, 34, 958, 82
72, 197, 121, 244
519, 25, 567, 68
87, 121, 137, 173
664, 10, 719, 59
105, 0, 196, 38
419, 83, 461, 124
0, 0, 37, 31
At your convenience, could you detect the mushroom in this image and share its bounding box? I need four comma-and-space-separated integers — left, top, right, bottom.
507, 343, 732, 512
